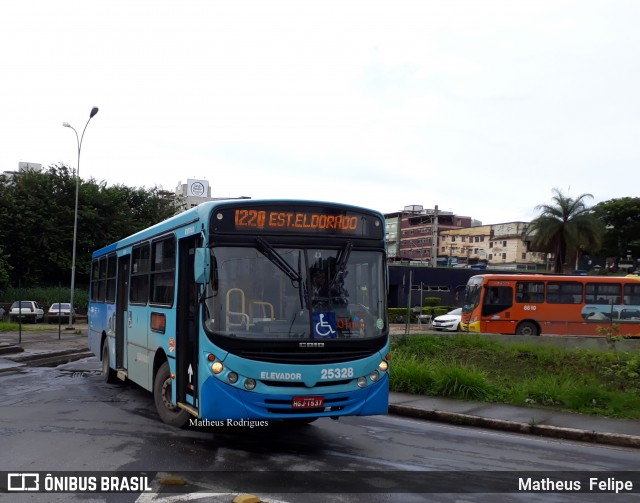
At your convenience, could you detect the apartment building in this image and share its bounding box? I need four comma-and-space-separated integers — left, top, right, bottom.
385, 205, 472, 264
439, 222, 546, 269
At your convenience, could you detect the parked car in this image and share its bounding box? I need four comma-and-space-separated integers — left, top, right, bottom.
47, 303, 76, 324
9, 301, 45, 324
432, 308, 462, 332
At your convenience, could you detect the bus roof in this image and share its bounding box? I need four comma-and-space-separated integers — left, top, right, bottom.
91, 199, 384, 258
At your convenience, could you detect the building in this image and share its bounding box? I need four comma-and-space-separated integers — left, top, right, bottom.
175, 179, 250, 211
2, 162, 42, 180
439, 222, 546, 269
384, 213, 402, 261
385, 205, 472, 265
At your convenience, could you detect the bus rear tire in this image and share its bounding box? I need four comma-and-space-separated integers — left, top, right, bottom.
154, 362, 190, 428
516, 321, 539, 336
101, 340, 118, 384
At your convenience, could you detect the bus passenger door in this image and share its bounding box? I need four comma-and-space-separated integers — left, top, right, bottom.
176, 237, 200, 413
115, 255, 129, 370
481, 284, 513, 334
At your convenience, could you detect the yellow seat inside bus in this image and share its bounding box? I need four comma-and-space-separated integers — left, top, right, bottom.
225, 288, 275, 328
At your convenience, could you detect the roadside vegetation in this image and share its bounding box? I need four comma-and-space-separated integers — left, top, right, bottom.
0, 322, 52, 332
0, 165, 180, 292
390, 334, 640, 420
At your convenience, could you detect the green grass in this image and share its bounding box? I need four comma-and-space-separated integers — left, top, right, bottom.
391, 334, 640, 419
0, 321, 53, 332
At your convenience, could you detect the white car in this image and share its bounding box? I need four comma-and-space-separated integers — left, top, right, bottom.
432, 308, 462, 332
9, 301, 45, 324
47, 303, 76, 324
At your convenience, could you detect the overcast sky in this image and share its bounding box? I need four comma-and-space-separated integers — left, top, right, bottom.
2, 1, 638, 224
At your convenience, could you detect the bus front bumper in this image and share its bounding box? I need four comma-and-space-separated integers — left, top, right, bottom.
199, 373, 389, 420
461, 321, 481, 333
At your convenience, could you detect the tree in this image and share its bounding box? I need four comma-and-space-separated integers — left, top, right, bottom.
592, 197, 640, 265
0, 165, 179, 288
0, 245, 11, 291
0, 174, 14, 290
527, 188, 604, 273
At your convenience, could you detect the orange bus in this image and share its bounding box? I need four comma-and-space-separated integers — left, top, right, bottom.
460, 274, 640, 336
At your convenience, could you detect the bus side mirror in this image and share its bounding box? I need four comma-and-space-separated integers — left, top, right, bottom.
194, 248, 210, 284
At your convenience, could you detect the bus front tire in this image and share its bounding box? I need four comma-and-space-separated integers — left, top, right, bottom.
101, 340, 117, 384
516, 321, 539, 336
153, 362, 190, 428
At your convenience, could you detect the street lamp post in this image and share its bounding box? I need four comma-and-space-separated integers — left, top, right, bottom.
63, 106, 99, 329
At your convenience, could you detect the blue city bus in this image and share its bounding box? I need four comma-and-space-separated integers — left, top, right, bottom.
88, 199, 389, 427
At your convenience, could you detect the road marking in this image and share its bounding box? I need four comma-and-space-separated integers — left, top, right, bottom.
137, 493, 292, 503
137, 492, 238, 502
135, 474, 292, 503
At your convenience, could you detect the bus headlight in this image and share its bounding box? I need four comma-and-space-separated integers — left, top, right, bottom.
244, 378, 256, 390
227, 372, 238, 384
211, 361, 224, 374
369, 370, 380, 382
378, 360, 388, 372
357, 376, 367, 388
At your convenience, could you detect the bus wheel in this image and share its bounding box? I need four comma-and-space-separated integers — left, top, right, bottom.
516, 321, 539, 336
101, 340, 117, 384
153, 362, 190, 428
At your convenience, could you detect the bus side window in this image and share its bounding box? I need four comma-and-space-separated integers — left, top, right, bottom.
516, 281, 544, 303
482, 286, 513, 316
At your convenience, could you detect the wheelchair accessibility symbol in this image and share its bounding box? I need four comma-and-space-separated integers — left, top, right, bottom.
313, 312, 337, 338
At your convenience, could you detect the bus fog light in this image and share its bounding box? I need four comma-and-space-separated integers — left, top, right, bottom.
378, 360, 388, 372
211, 361, 224, 374
357, 376, 367, 388
227, 372, 238, 384
244, 378, 256, 390
369, 370, 380, 382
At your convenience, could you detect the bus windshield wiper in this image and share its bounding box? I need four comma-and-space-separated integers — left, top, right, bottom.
256, 238, 307, 310
255, 237, 302, 285
298, 250, 307, 310
329, 241, 353, 294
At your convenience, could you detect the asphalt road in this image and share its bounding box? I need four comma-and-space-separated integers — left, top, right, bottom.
1, 356, 639, 503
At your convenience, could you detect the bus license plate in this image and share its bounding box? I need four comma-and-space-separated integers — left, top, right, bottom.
292, 396, 324, 409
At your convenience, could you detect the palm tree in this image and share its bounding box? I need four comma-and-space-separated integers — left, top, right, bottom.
527, 188, 604, 273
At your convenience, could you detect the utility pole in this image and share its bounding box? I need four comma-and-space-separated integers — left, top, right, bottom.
431, 205, 438, 267
405, 270, 412, 335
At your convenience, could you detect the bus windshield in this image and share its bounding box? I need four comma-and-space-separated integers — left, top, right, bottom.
203, 245, 386, 340
462, 276, 483, 313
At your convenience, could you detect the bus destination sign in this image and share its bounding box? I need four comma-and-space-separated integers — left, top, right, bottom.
213, 205, 382, 237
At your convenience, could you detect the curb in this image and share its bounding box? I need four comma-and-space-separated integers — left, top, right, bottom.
2, 349, 94, 369
389, 404, 640, 449
0, 344, 24, 356
8, 348, 90, 363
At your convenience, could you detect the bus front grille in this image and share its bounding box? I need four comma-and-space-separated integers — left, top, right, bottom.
235, 349, 374, 364
261, 379, 351, 387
